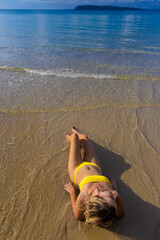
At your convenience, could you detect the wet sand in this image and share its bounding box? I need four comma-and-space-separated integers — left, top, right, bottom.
0, 70, 160, 240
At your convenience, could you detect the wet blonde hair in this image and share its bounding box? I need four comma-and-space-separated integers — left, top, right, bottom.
83, 196, 116, 227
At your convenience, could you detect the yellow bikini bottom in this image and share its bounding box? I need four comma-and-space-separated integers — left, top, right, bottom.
73, 161, 112, 190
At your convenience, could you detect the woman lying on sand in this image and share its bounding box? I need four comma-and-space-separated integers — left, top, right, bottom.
64, 127, 124, 227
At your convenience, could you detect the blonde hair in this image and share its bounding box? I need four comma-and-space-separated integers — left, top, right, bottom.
82, 196, 116, 227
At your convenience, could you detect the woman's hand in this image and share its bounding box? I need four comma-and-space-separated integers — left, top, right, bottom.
110, 177, 118, 191
112, 190, 120, 201
64, 183, 75, 194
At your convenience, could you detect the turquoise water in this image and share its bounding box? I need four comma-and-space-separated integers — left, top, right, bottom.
0, 9, 160, 111
0, 9, 160, 75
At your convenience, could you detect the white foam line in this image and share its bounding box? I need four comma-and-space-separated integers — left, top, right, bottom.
0, 65, 116, 79
24, 68, 116, 79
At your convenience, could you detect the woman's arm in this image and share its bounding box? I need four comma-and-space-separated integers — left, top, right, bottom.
64, 183, 84, 220
115, 193, 124, 218
110, 178, 124, 218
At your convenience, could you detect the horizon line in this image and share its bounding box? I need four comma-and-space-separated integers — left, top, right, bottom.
0, 8, 159, 10
0, 6, 160, 11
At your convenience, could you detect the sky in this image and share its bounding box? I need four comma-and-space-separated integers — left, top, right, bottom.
0, 0, 160, 10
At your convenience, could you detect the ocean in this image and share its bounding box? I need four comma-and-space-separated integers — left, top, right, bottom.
0, 9, 160, 240
0, 9, 160, 111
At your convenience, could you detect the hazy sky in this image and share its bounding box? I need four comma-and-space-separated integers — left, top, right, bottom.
0, 0, 160, 9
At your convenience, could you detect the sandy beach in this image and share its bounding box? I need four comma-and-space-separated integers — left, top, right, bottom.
0, 75, 160, 239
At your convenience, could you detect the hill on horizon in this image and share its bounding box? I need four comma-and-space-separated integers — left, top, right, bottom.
74, 5, 143, 10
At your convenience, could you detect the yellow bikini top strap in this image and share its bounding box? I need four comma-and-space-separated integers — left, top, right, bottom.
74, 162, 102, 185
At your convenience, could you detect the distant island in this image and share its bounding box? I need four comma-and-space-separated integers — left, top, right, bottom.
74, 5, 142, 11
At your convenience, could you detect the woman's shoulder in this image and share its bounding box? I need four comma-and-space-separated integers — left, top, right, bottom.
77, 192, 87, 205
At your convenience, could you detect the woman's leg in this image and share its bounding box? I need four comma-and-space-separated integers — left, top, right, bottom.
65, 132, 83, 182
72, 127, 101, 169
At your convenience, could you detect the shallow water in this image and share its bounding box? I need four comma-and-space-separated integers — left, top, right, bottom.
0, 9, 160, 240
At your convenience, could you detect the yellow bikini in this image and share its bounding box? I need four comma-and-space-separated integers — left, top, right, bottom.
74, 162, 112, 191
79, 175, 112, 191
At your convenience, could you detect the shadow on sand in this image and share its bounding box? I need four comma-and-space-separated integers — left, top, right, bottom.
92, 141, 160, 240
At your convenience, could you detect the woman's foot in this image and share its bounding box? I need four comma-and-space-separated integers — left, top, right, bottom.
72, 126, 88, 140
65, 131, 80, 143
65, 132, 72, 143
